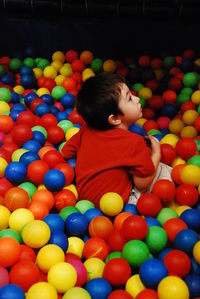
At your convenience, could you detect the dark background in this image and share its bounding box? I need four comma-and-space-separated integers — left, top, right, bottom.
0, 0, 200, 59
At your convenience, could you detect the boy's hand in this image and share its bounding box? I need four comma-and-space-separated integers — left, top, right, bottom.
148, 136, 161, 155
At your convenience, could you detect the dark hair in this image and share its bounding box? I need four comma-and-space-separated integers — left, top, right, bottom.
77, 72, 126, 130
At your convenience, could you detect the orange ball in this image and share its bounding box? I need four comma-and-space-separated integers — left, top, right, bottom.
38, 146, 56, 159
162, 90, 177, 103
113, 212, 132, 231
4, 187, 30, 211
31, 189, 54, 210
54, 189, 76, 211
80, 50, 94, 65
171, 164, 186, 185
0, 115, 14, 133
89, 216, 113, 240
0, 237, 21, 267
83, 237, 109, 261
62, 77, 76, 91
28, 201, 49, 219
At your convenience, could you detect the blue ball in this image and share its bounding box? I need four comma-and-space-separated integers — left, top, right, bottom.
139, 258, 168, 289
32, 131, 46, 146
43, 169, 65, 192
20, 152, 40, 167
5, 162, 27, 184
84, 208, 103, 223
128, 123, 147, 136
11, 103, 26, 112
48, 230, 68, 252
11, 91, 20, 104
123, 203, 138, 214
65, 108, 73, 117
1, 74, 15, 85
158, 248, 173, 261
65, 212, 88, 237
145, 217, 161, 227
74, 123, 81, 128
43, 214, 65, 231
20, 65, 33, 76
161, 103, 177, 118
190, 257, 200, 275
35, 103, 51, 116
180, 209, 200, 231
9, 109, 22, 121
40, 94, 54, 105
174, 229, 199, 254
56, 111, 69, 122
20, 74, 35, 88
184, 274, 200, 298
0, 284, 25, 299
50, 105, 60, 115
24, 92, 38, 106
67, 158, 76, 169
22, 140, 41, 152
61, 93, 76, 108
85, 278, 112, 299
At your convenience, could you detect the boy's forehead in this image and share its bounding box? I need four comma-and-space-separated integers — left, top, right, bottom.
118, 82, 129, 93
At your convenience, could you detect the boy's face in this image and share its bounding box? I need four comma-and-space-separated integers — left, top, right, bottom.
118, 83, 142, 128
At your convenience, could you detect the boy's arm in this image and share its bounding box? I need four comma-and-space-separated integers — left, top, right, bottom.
61, 129, 81, 159
133, 136, 161, 192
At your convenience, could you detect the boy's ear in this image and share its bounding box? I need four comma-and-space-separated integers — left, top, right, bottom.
108, 114, 121, 126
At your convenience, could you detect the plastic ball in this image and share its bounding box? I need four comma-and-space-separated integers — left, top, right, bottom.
85, 278, 112, 299
160, 144, 176, 165
163, 250, 191, 278
175, 137, 197, 160
51, 86, 66, 100
171, 164, 185, 185
180, 125, 198, 138
0, 101, 10, 113
180, 164, 200, 186
67, 236, 85, 258
27, 160, 49, 185
65, 212, 88, 237
55, 189, 76, 211
107, 228, 126, 251
182, 109, 199, 125
122, 215, 148, 240
180, 208, 200, 231
156, 207, 178, 226
66, 256, 87, 287
99, 192, 124, 216
176, 183, 199, 206
88, 216, 113, 240
0, 115, 14, 133
157, 276, 189, 299
4, 187, 30, 211
31, 189, 54, 210
84, 257, 105, 281
43, 213, 64, 232
28, 200, 49, 219
103, 59, 117, 73
65, 127, 80, 141
26, 282, 57, 299
5, 161, 27, 184
103, 258, 131, 286
163, 218, 188, 243
160, 133, 179, 147
108, 289, 133, 299
47, 262, 77, 293
11, 124, 33, 146
125, 274, 145, 298
152, 179, 175, 203
19, 244, 36, 262
0, 237, 21, 267
0, 87, 12, 102
0, 284, 25, 299
183, 72, 198, 87
46, 125, 65, 144
135, 289, 159, 299
22, 220, 51, 248
122, 240, 149, 267
8, 208, 34, 233
168, 119, 184, 134
145, 226, 168, 253
137, 193, 162, 217
174, 229, 199, 254
84, 208, 103, 222
83, 237, 109, 261
0, 205, 11, 230
43, 169, 65, 192
0, 265, 9, 287
62, 287, 91, 299
184, 274, 200, 298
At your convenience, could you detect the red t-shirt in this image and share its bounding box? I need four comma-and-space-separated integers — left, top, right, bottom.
61, 125, 155, 207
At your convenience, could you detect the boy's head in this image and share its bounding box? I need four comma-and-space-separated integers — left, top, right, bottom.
77, 72, 126, 130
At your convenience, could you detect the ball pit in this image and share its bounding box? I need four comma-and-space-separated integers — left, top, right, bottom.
1, 46, 200, 299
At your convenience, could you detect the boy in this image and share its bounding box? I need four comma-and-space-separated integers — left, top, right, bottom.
62, 72, 167, 207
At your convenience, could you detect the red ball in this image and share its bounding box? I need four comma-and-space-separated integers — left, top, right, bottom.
11, 124, 33, 146
70, 72, 83, 84
9, 260, 40, 291
71, 59, 85, 73
42, 150, 65, 168
143, 120, 158, 132
0, 177, 13, 196
0, 115, 14, 133
168, 77, 182, 92
146, 80, 159, 93
30, 98, 45, 112
107, 228, 127, 251
171, 164, 186, 185
16, 111, 36, 127
54, 189, 76, 211
162, 90, 177, 103
194, 116, 200, 132
89, 216, 113, 240
150, 58, 163, 69
108, 290, 133, 299
27, 160, 49, 185
163, 218, 188, 243
183, 48, 195, 60
46, 125, 65, 145
62, 77, 77, 91
1, 142, 18, 156
0, 148, 11, 162
163, 250, 191, 277
148, 96, 164, 110
113, 212, 132, 231
135, 289, 159, 299
138, 55, 151, 67
175, 137, 197, 161
83, 237, 110, 261
152, 179, 176, 203
181, 101, 196, 113
161, 143, 176, 165
0, 237, 21, 267
137, 193, 162, 217
40, 114, 58, 129
176, 183, 199, 206
55, 163, 74, 185
65, 50, 79, 63
103, 258, 131, 286
142, 107, 155, 120
122, 215, 148, 240
68, 109, 85, 125
19, 244, 36, 262
43, 78, 56, 92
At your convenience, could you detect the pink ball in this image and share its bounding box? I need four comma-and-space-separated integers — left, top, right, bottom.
66, 257, 87, 287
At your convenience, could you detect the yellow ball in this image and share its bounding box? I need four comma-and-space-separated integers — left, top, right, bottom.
99, 192, 124, 216
0, 157, 8, 177
36, 88, 50, 97
180, 164, 200, 186
82, 73, 95, 82
67, 236, 84, 258
171, 157, 186, 167
180, 125, 198, 138
9, 208, 34, 233
169, 119, 184, 134
0, 205, 11, 230
13, 85, 25, 94
84, 257, 105, 281
193, 240, 200, 265
33, 67, 43, 79
82, 68, 95, 77
138, 87, 152, 100
103, 59, 117, 73
26, 282, 57, 299
65, 127, 80, 141
22, 220, 51, 248
48, 262, 77, 293
11, 148, 28, 162
55, 74, 66, 85
160, 133, 179, 147
182, 109, 199, 125
51, 60, 63, 71
125, 274, 145, 298
64, 184, 78, 199
191, 90, 200, 105
36, 244, 65, 272
60, 64, 73, 77
176, 205, 191, 216
43, 66, 57, 79
62, 287, 92, 299
135, 118, 147, 126
154, 69, 164, 81
0, 101, 10, 114
157, 276, 189, 299
52, 51, 65, 63
37, 184, 47, 190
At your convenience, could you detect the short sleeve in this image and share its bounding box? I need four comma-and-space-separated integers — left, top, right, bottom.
61, 129, 82, 159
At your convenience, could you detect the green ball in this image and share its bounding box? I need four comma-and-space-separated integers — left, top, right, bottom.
176, 93, 190, 106
35, 58, 50, 70
18, 182, 37, 199
0, 228, 21, 243
139, 97, 146, 108
180, 87, 193, 96
31, 126, 47, 139
122, 240, 149, 267
9, 58, 22, 72
0, 87, 12, 102
145, 226, 168, 253
91, 58, 103, 73
0, 65, 5, 76
23, 57, 36, 68
132, 83, 144, 93
59, 206, 79, 221
105, 252, 122, 263
148, 129, 162, 136
57, 120, 74, 134
75, 200, 95, 214
183, 72, 199, 87
51, 86, 67, 100
156, 208, 178, 226
195, 140, 200, 153
58, 141, 66, 152
163, 56, 176, 68
187, 155, 200, 167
